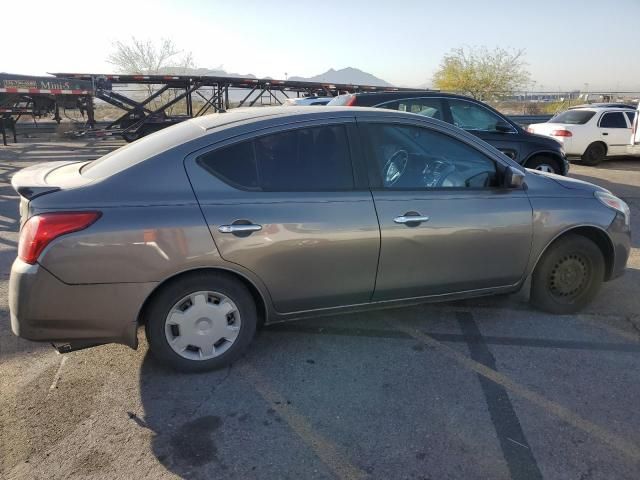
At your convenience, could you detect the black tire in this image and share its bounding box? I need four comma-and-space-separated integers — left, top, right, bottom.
531, 234, 605, 314
144, 272, 257, 372
526, 156, 561, 174
581, 143, 606, 166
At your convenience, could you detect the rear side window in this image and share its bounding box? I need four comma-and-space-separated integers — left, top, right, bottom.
550, 110, 596, 124
197, 125, 354, 191
599, 112, 628, 128
377, 98, 445, 120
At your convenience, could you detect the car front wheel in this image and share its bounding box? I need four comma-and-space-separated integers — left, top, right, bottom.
530, 234, 605, 314
144, 272, 257, 372
526, 156, 560, 173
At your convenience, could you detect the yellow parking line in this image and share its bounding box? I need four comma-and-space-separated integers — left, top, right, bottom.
241, 364, 367, 480
395, 322, 640, 462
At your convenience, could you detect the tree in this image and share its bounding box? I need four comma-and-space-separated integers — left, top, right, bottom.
106, 38, 195, 115
432, 46, 530, 100
107, 38, 194, 74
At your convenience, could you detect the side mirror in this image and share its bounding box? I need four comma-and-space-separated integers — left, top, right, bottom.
504, 166, 525, 188
495, 121, 513, 133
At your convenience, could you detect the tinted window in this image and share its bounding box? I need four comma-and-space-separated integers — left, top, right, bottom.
599, 112, 628, 128
550, 110, 596, 124
448, 99, 513, 133
625, 111, 636, 125
198, 125, 354, 191
198, 140, 259, 190
377, 98, 445, 120
364, 123, 497, 189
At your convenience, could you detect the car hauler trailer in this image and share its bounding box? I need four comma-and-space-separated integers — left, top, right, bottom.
52, 72, 414, 142
0, 73, 94, 145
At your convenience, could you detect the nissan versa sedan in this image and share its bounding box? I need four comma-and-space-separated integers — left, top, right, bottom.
10, 107, 631, 372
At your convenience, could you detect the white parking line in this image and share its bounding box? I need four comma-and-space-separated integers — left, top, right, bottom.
47, 356, 68, 396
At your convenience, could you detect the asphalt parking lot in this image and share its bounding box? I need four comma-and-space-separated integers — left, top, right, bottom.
1, 137, 639, 480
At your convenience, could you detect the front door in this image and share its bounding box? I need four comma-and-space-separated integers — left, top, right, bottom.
186, 121, 380, 313
359, 121, 533, 300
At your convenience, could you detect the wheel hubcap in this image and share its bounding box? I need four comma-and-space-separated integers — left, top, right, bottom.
164, 291, 241, 361
549, 254, 589, 298
535, 164, 555, 173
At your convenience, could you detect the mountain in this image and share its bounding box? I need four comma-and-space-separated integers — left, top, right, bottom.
159, 66, 393, 87
289, 67, 393, 87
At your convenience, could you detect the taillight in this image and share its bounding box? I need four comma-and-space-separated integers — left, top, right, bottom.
18, 212, 101, 264
551, 129, 572, 137
526, 126, 534, 133
344, 95, 357, 106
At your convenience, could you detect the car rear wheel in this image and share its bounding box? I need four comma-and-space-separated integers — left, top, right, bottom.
144, 272, 257, 372
526, 156, 560, 173
581, 143, 606, 166
530, 234, 605, 314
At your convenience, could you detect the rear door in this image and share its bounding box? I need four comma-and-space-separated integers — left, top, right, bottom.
185, 120, 380, 313
598, 111, 631, 155
445, 98, 522, 162
358, 119, 533, 300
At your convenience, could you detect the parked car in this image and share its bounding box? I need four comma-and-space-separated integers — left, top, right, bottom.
327, 91, 569, 175
528, 106, 638, 165
10, 107, 630, 372
283, 96, 333, 106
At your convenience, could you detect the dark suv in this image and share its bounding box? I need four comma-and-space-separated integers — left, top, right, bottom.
328, 92, 569, 175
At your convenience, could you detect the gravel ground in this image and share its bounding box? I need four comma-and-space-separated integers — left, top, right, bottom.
1, 137, 639, 480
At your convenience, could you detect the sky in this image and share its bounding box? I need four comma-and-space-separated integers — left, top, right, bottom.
4, 0, 640, 91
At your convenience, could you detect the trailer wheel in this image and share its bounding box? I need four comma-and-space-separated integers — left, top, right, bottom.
122, 132, 140, 143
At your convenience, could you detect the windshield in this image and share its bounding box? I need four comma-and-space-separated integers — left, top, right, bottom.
550, 110, 596, 124
81, 120, 203, 179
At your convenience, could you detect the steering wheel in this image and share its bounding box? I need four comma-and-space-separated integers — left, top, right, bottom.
383, 149, 409, 187
423, 159, 457, 188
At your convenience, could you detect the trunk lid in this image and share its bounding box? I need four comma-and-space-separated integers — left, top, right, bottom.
11, 161, 92, 225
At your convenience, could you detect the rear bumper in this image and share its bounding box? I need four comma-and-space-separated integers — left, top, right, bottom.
607, 212, 631, 280
9, 258, 157, 349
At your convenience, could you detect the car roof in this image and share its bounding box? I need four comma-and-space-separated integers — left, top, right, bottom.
189, 105, 406, 131
563, 106, 635, 112
568, 103, 636, 110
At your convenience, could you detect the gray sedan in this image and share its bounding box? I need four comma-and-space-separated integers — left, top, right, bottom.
9, 107, 631, 371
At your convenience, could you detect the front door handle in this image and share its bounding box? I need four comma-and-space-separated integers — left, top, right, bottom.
394, 215, 430, 225
218, 224, 262, 233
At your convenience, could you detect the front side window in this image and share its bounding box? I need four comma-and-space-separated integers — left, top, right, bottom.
363, 123, 498, 189
197, 125, 354, 191
599, 112, 628, 128
448, 99, 512, 133
378, 98, 445, 120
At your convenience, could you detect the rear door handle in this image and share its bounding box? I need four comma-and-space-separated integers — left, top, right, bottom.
602, 132, 609, 136
218, 224, 262, 233
394, 215, 430, 225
